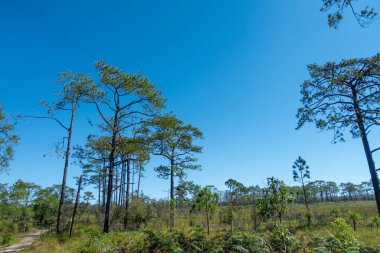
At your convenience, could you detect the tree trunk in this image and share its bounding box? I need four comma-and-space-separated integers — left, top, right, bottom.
103, 105, 120, 233
169, 158, 175, 230
124, 158, 131, 230
70, 175, 82, 238
118, 164, 124, 206
252, 206, 258, 231
301, 177, 309, 210
352, 87, 380, 216
56, 105, 76, 234
131, 161, 135, 200
102, 173, 106, 211
206, 202, 210, 235
104, 150, 114, 232
320, 188, 324, 202
114, 165, 118, 206
137, 163, 142, 199
98, 174, 101, 209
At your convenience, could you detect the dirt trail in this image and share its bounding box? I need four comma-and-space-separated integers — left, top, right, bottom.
0, 230, 46, 253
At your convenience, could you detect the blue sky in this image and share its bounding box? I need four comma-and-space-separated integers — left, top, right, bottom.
1, 0, 380, 199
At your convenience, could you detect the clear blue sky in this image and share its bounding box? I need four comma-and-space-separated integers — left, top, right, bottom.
1, 0, 380, 199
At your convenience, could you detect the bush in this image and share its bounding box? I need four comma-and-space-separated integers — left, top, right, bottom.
310, 218, 364, 253
266, 224, 294, 252
226, 232, 269, 253
1, 233, 14, 246
331, 218, 358, 249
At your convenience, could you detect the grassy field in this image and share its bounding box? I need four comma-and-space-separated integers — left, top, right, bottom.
22, 200, 380, 252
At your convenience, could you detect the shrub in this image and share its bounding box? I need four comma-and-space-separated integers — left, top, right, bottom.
266, 224, 294, 253
226, 232, 269, 253
1, 234, 14, 246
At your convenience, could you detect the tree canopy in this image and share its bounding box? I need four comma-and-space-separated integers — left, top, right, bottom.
0, 106, 19, 173
320, 0, 377, 28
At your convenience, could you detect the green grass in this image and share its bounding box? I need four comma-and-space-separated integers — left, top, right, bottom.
23, 201, 380, 252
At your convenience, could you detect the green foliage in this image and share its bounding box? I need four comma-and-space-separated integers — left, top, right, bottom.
226, 232, 269, 253
150, 115, 203, 180
195, 186, 219, 234
0, 106, 19, 172
308, 218, 370, 253
224, 179, 248, 233
195, 187, 219, 213
320, 0, 377, 28
256, 177, 294, 222
32, 188, 59, 228
297, 53, 380, 143
369, 216, 380, 229
304, 209, 314, 226
127, 197, 155, 230
348, 210, 362, 231
265, 224, 294, 252
1, 233, 16, 246
331, 218, 359, 250
331, 207, 341, 218
93, 60, 165, 110
292, 156, 310, 182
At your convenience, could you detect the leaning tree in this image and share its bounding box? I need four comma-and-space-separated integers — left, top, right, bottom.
296, 53, 380, 215
148, 115, 203, 230
22, 72, 93, 233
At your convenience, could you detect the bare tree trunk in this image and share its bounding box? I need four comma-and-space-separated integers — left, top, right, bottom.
301, 176, 309, 210
137, 163, 142, 199
115, 165, 118, 206
56, 105, 76, 234
131, 161, 135, 200
104, 154, 114, 232
118, 164, 124, 206
352, 87, 380, 216
124, 158, 131, 230
102, 172, 106, 212
206, 202, 210, 235
104, 111, 118, 233
252, 206, 258, 231
70, 175, 82, 238
121, 162, 126, 207
98, 174, 101, 208
169, 158, 175, 230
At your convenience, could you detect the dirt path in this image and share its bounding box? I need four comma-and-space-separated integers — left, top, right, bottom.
0, 230, 47, 253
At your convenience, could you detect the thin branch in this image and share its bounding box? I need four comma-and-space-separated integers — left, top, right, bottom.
22, 115, 69, 131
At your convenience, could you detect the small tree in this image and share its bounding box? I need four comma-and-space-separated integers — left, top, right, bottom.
32, 188, 59, 229
347, 210, 361, 231
225, 179, 247, 233
331, 207, 340, 218
9, 180, 39, 232
0, 106, 19, 174
149, 115, 203, 230
292, 156, 311, 225
195, 186, 219, 235
247, 185, 261, 231
369, 216, 380, 229
257, 177, 294, 224
176, 180, 201, 209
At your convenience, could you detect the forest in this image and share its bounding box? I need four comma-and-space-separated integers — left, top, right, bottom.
1, 0, 380, 252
